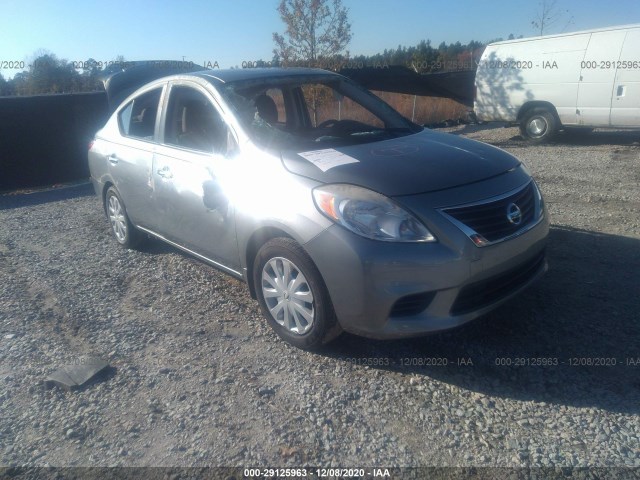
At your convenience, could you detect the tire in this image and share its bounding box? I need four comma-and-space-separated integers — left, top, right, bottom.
520, 107, 558, 143
253, 237, 342, 350
105, 186, 144, 249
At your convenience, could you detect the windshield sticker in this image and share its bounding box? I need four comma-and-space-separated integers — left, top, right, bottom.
298, 149, 359, 172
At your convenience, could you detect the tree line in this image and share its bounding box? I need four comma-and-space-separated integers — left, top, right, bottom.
351, 39, 489, 73
0, 0, 565, 97
0, 37, 497, 97
0, 52, 114, 96
1, 0, 536, 97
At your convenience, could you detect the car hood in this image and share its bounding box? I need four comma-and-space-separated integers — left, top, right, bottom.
280, 130, 520, 196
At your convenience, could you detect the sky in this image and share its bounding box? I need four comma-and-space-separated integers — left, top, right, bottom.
2, 0, 639, 78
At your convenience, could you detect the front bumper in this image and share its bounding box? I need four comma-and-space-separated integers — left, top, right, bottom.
303, 211, 549, 339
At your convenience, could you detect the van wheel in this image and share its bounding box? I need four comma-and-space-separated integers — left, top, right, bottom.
253, 238, 342, 350
520, 108, 557, 143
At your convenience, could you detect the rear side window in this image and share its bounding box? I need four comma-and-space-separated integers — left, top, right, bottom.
118, 88, 163, 140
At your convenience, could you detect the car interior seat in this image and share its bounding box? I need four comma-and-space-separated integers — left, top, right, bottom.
254, 94, 279, 125
179, 101, 221, 152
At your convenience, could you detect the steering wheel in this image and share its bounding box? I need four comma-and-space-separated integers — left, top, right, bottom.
317, 119, 340, 129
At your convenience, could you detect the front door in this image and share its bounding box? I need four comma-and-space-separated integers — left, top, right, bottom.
153, 83, 241, 272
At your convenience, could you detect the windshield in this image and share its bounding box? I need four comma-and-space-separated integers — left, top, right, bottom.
219, 74, 422, 150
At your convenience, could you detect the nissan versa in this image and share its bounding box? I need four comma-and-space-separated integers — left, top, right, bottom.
88, 67, 549, 349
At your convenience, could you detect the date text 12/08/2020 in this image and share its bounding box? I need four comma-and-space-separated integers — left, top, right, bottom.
339, 357, 474, 367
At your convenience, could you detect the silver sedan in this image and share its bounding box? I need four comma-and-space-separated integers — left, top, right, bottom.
89, 67, 549, 349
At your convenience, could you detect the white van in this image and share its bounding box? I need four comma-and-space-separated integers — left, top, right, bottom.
474, 24, 640, 142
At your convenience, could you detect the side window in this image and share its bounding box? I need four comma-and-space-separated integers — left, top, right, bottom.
118, 102, 133, 136
118, 88, 162, 140
164, 86, 228, 154
265, 88, 287, 124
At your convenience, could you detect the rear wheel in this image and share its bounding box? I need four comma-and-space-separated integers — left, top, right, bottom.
520, 108, 558, 143
105, 186, 143, 249
253, 238, 341, 350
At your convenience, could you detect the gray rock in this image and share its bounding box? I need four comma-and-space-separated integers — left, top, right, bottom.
258, 387, 275, 396
44, 357, 111, 391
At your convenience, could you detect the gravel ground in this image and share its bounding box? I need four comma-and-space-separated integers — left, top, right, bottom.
0, 125, 639, 472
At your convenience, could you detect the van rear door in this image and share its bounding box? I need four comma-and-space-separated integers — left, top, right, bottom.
610, 28, 640, 127
576, 30, 626, 126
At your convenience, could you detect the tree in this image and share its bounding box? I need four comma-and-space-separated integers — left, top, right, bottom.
79, 58, 103, 92
0, 73, 10, 96
0, 51, 139, 95
531, 0, 573, 36
273, 0, 352, 126
273, 0, 352, 66
17, 50, 81, 94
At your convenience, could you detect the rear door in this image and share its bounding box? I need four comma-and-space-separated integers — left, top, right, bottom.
108, 85, 164, 228
576, 30, 626, 126
153, 82, 241, 272
610, 28, 640, 126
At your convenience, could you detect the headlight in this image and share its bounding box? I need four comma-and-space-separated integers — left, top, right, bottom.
312, 184, 436, 242
533, 180, 545, 219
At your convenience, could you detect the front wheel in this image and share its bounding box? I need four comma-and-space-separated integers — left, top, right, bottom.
520, 108, 558, 143
253, 238, 341, 350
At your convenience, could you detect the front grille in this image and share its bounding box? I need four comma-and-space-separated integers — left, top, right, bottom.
451, 250, 546, 315
443, 182, 536, 243
390, 292, 436, 317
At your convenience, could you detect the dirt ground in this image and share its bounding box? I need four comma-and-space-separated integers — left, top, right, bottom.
0, 125, 638, 474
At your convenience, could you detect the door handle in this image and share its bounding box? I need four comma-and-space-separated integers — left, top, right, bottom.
156, 166, 173, 179
616, 85, 625, 97
107, 154, 119, 165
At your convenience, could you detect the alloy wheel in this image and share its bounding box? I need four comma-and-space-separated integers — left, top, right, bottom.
527, 116, 548, 137
108, 194, 127, 243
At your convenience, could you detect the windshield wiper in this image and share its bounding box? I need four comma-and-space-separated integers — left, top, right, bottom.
384, 126, 422, 133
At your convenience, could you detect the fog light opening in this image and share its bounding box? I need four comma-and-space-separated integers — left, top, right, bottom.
470, 234, 488, 246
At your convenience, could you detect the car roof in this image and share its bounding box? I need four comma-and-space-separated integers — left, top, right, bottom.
102, 64, 341, 111
192, 67, 341, 84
